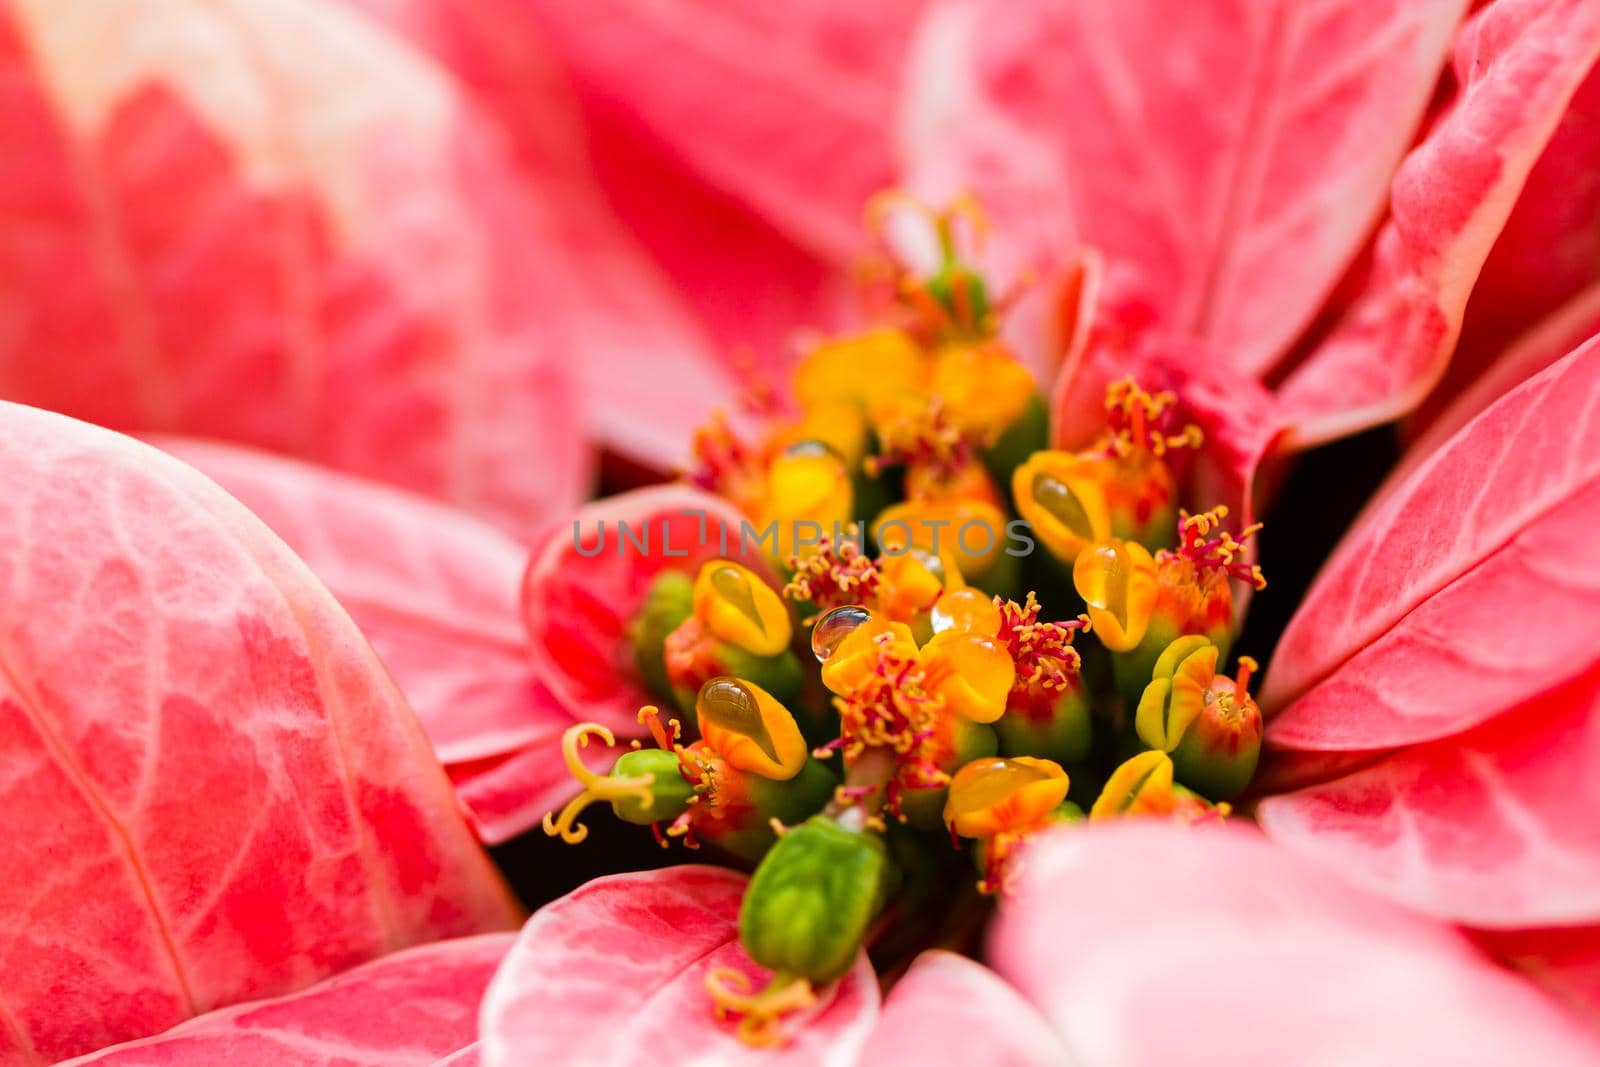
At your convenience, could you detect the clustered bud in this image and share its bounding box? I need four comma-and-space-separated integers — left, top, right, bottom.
544, 197, 1271, 1047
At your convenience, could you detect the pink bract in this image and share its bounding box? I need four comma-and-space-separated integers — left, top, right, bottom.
859, 950, 1065, 1067
155, 438, 556, 766
906, 0, 1466, 378
0, 402, 517, 1064
1263, 334, 1600, 751
156, 437, 588, 844
522, 486, 773, 733
991, 823, 1600, 1066
479, 866, 878, 1066
58, 933, 514, 1067
1276, 0, 1600, 444
0, 0, 589, 534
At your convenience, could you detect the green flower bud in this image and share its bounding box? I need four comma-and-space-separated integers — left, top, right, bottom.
1134, 635, 1218, 752
739, 815, 889, 984
996, 683, 1093, 766
607, 748, 695, 825
706, 758, 838, 864
629, 570, 694, 703
1169, 658, 1262, 802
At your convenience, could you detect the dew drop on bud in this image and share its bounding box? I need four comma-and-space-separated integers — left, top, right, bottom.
930, 587, 999, 635
812, 605, 871, 662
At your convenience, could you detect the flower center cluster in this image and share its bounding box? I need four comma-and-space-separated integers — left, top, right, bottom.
544, 196, 1270, 1047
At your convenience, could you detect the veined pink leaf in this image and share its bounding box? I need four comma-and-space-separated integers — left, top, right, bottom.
0, 0, 589, 534
1262, 334, 1600, 750
1414, 62, 1600, 435
1398, 280, 1600, 490
1260, 670, 1600, 926
1277, 0, 1600, 446
0, 403, 518, 1064
523, 487, 774, 732
991, 823, 1600, 1066
860, 951, 1065, 1067
523, 0, 926, 262
152, 437, 558, 766
59, 933, 513, 1066
331, 0, 748, 465
904, 0, 1465, 374
480, 867, 878, 1067
148, 438, 605, 844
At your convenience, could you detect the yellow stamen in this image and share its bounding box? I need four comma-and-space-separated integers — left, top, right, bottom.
705, 969, 816, 1048
1103, 379, 1203, 458
1235, 655, 1259, 694
541, 724, 655, 845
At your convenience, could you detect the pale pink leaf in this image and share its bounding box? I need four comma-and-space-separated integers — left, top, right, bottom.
152, 437, 559, 766
59, 934, 513, 1067
524, 0, 926, 262
1262, 334, 1600, 750
1259, 671, 1600, 927
1476, 925, 1600, 1026
860, 951, 1066, 1067
1277, 0, 1600, 445
0, 0, 590, 534
992, 823, 1600, 1066
0, 403, 519, 1064
904, 0, 1466, 374
522, 487, 774, 732
331, 0, 747, 464
1398, 280, 1600, 490
1414, 62, 1600, 434
480, 867, 878, 1067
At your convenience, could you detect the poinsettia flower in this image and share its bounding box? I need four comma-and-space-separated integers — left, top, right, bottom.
10, 1, 1600, 1063
458, 1, 1600, 1054
0, 401, 518, 1063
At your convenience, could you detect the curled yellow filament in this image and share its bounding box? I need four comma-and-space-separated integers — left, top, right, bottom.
705, 969, 816, 1048
541, 723, 655, 844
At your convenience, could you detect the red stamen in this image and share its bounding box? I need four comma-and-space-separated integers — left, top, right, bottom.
1171, 507, 1267, 590
784, 537, 880, 620
1234, 655, 1258, 694
995, 592, 1084, 692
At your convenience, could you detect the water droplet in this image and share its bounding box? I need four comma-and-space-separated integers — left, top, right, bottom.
930, 587, 998, 635
811, 605, 871, 662
1031, 471, 1094, 537
697, 677, 779, 759
708, 564, 764, 629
